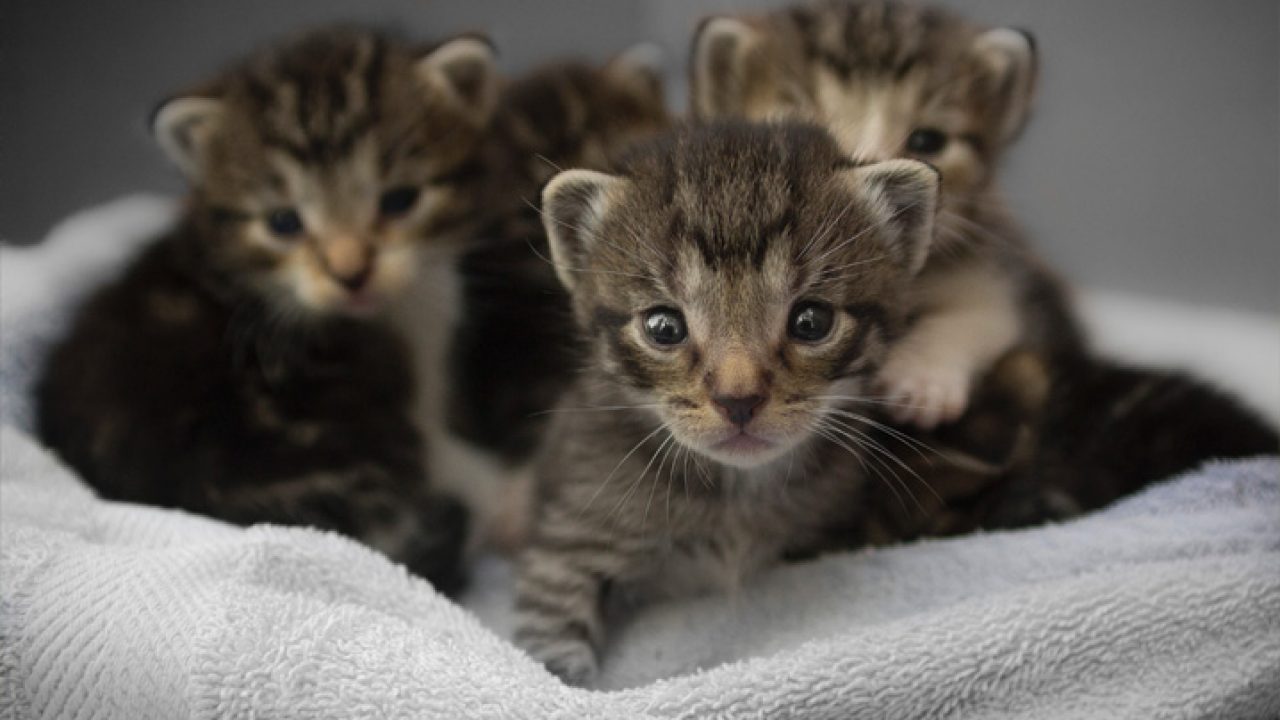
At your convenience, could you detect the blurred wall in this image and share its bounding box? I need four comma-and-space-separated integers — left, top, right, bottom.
2, 0, 1276, 313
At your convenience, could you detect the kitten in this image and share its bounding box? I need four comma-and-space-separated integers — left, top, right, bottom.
35, 27, 499, 594
854, 347, 1278, 545
403, 47, 671, 552
689, 0, 1084, 429
515, 120, 942, 684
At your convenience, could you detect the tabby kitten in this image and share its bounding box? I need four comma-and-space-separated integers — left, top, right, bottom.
408, 47, 671, 551
35, 28, 499, 594
515, 121, 941, 684
690, 0, 1083, 428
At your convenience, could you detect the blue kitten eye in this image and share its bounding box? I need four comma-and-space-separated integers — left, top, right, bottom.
379, 186, 421, 217
906, 128, 948, 155
789, 301, 834, 343
644, 307, 687, 347
266, 208, 303, 237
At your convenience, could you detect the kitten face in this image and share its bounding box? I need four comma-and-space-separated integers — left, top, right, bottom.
152, 29, 498, 317
690, 1, 1035, 222
543, 122, 938, 468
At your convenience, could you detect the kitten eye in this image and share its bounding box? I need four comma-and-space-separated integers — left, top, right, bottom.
379, 186, 421, 218
266, 208, 304, 237
643, 307, 687, 347
788, 302, 835, 343
905, 128, 948, 156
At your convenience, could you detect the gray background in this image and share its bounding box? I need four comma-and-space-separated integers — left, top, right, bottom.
2, 0, 1276, 313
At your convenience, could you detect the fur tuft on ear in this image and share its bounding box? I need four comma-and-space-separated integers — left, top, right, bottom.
688, 16, 761, 120
541, 169, 621, 291
850, 159, 940, 274
604, 42, 666, 106
417, 35, 499, 123
150, 96, 225, 181
972, 27, 1038, 143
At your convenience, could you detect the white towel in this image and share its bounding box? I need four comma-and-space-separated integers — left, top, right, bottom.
3, 197, 1278, 718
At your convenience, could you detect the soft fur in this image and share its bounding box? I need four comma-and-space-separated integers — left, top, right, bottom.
35, 27, 499, 594
515, 121, 942, 684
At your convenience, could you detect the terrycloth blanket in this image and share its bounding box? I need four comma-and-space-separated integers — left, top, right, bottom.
2, 197, 1279, 718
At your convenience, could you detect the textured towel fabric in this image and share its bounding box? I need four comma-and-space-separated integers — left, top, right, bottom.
2, 197, 1279, 718
3, 427, 1278, 719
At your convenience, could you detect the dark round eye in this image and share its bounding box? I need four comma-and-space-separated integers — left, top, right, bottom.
788, 301, 835, 343
905, 128, 948, 156
379, 186, 421, 217
266, 208, 303, 237
643, 307, 687, 347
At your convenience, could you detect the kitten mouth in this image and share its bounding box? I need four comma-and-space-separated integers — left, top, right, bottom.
712, 431, 774, 455
337, 290, 382, 317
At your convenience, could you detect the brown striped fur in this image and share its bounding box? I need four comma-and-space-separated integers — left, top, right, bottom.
516, 121, 942, 684
36, 27, 499, 594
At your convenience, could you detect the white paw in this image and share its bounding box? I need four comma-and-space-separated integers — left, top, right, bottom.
877, 350, 971, 429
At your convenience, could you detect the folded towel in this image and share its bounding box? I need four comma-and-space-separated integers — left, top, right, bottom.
2, 196, 1278, 718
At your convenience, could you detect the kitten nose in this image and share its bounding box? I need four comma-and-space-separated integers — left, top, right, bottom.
322, 238, 374, 292
333, 264, 373, 292
713, 394, 765, 427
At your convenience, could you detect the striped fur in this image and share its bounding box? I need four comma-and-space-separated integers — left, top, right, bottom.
516, 122, 940, 684
689, 0, 1084, 429
35, 27, 497, 595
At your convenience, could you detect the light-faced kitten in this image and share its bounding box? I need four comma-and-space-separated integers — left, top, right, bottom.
35, 28, 499, 594
689, 0, 1084, 429
414, 47, 671, 552
515, 121, 941, 684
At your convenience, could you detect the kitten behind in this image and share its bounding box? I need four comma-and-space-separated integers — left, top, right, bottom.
36, 27, 499, 594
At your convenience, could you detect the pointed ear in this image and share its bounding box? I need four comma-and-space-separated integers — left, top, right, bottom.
971, 28, 1038, 143
417, 35, 499, 123
151, 96, 225, 180
541, 169, 622, 291
848, 159, 940, 274
604, 42, 666, 106
689, 16, 762, 119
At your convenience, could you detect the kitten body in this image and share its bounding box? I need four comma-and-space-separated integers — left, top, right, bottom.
399, 48, 671, 552
36, 28, 498, 593
516, 121, 942, 684
690, 0, 1084, 428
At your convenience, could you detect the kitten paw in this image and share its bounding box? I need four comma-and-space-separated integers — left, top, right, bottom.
877, 352, 971, 429
539, 640, 599, 686
519, 633, 599, 686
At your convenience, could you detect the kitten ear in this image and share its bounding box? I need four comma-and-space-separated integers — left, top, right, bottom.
971, 28, 1038, 143
417, 35, 499, 123
849, 159, 940, 274
689, 16, 762, 119
604, 42, 666, 106
150, 96, 225, 180
541, 169, 621, 291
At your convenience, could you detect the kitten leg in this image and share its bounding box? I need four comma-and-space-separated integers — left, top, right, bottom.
513, 512, 639, 685
879, 262, 1020, 428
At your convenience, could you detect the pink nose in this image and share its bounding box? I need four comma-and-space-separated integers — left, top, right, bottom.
712, 394, 765, 427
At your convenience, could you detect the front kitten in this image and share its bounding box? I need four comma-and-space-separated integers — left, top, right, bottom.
35, 28, 498, 594
514, 121, 941, 684
690, 0, 1084, 428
